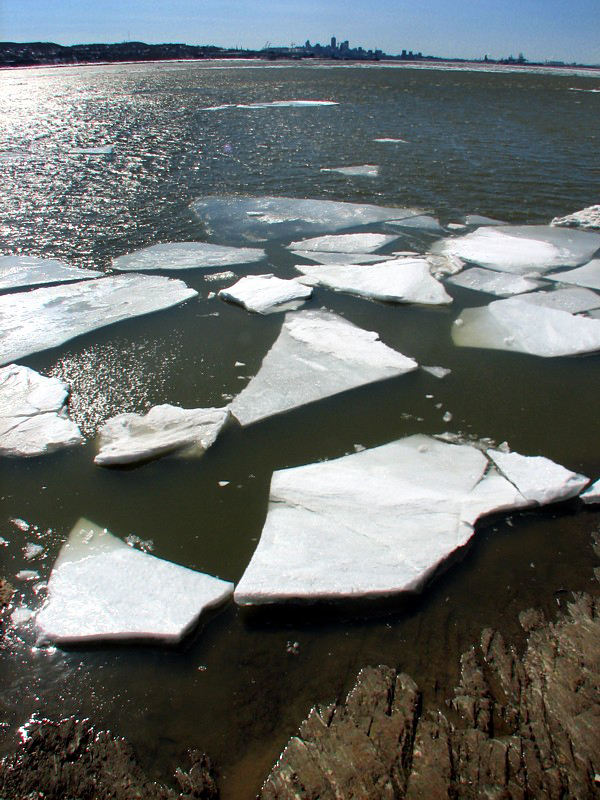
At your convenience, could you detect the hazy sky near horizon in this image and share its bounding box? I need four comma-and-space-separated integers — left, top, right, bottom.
3, 0, 600, 64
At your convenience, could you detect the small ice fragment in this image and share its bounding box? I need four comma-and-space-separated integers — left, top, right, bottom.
425, 395, 433, 399
443, 411, 453, 422
580, 479, 600, 504
353, 444, 366, 453
234, 362, 245, 367
373, 137, 408, 143
447, 223, 467, 231
422, 365, 451, 379
487, 449, 589, 505
0, 537, 8, 546
207, 291, 216, 299
125, 534, 154, 553
11, 607, 34, 626
24, 543, 44, 560
218, 480, 230, 487
219, 274, 312, 314
12, 518, 30, 531
204, 270, 237, 282
435, 403, 442, 409
33, 581, 48, 594
16, 570, 40, 581
321, 164, 380, 177
69, 145, 113, 156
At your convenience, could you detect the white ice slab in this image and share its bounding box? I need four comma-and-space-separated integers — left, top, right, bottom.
373, 137, 408, 143
36, 518, 234, 644
0, 364, 83, 457
112, 241, 265, 272
234, 435, 535, 604
487, 449, 589, 505
0, 256, 102, 292
446, 267, 544, 297
227, 309, 418, 426
431, 225, 600, 275
190, 196, 427, 245
95, 405, 230, 465
286, 233, 398, 253
463, 214, 507, 226
517, 287, 600, 314
321, 165, 380, 177
202, 100, 339, 110
581, 479, 600, 504
384, 215, 444, 233
218, 274, 312, 314
545, 259, 600, 291
551, 205, 600, 231
69, 146, 114, 156
294, 258, 452, 306
0, 274, 198, 365
290, 251, 392, 265
452, 296, 600, 357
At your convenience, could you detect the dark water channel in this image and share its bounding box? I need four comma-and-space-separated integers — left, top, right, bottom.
1, 60, 599, 797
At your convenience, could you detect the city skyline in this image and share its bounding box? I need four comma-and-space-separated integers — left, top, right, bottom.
3, 0, 600, 65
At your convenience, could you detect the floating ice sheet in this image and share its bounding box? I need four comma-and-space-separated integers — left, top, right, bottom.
551, 205, 600, 231
36, 519, 234, 644
294, 258, 452, 306
452, 296, 600, 357
290, 251, 392, 265
384, 215, 444, 233
190, 196, 426, 245
446, 267, 544, 297
0, 364, 83, 457
517, 287, 600, 314
431, 225, 600, 275
0, 256, 102, 292
286, 233, 398, 253
95, 405, 230, 465
218, 274, 312, 314
227, 309, 418, 426
234, 435, 540, 604
0, 274, 198, 365
486, 449, 589, 505
321, 165, 380, 177
545, 259, 600, 292
201, 100, 339, 110
112, 242, 265, 272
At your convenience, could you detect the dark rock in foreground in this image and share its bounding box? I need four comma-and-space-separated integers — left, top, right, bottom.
262, 578, 600, 798
0, 718, 218, 799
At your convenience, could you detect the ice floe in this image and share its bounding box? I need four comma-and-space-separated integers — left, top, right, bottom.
0, 274, 198, 365
452, 296, 600, 357
286, 233, 398, 253
227, 309, 418, 426
36, 518, 234, 644
446, 267, 546, 297
0, 364, 83, 457
384, 215, 444, 233
69, 146, 114, 156
545, 259, 600, 291
202, 100, 339, 110
373, 137, 408, 143
581, 479, 600, 504
95, 405, 230, 466
290, 251, 392, 265
431, 225, 600, 276
463, 214, 507, 227
551, 205, 600, 231
517, 287, 600, 314
0, 255, 102, 292
321, 165, 380, 177
294, 258, 452, 305
486, 450, 589, 505
112, 242, 266, 272
235, 434, 573, 604
218, 274, 312, 314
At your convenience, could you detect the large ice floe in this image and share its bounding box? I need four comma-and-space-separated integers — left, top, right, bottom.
294, 258, 452, 306
430, 225, 600, 276
36, 519, 234, 644
95, 405, 230, 466
290, 251, 392, 265
0, 255, 102, 292
516, 287, 600, 314
227, 309, 418, 426
0, 274, 198, 365
0, 364, 83, 457
445, 267, 544, 297
234, 435, 588, 604
218, 274, 312, 314
112, 242, 265, 272
452, 295, 600, 357
286, 233, 398, 253
190, 196, 427, 244
551, 205, 600, 231
545, 259, 600, 292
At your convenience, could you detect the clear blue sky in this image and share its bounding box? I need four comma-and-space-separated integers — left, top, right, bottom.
3, 0, 600, 64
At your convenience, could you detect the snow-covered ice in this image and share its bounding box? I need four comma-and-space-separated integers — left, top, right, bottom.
227, 309, 418, 426
234, 434, 541, 604
0, 274, 198, 365
0, 364, 83, 457
290, 251, 392, 265
517, 287, 600, 314
551, 205, 600, 231
294, 258, 452, 306
0, 255, 102, 292
286, 233, 398, 253
321, 165, 380, 177
446, 267, 544, 297
545, 259, 600, 292
95, 405, 230, 465
431, 225, 600, 275
486, 449, 589, 505
112, 241, 265, 272
35, 518, 234, 644
452, 296, 600, 357
581, 479, 600, 504
218, 274, 312, 314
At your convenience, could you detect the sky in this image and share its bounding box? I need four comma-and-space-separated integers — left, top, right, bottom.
2, 0, 600, 64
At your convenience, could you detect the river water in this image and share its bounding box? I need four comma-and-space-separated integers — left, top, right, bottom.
1, 60, 599, 797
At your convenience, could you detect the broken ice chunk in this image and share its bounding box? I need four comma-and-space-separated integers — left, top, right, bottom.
446, 267, 544, 297
0, 364, 83, 457
202, 100, 339, 110
0, 256, 102, 292
551, 205, 600, 231
581, 479, 600, 504
69, 146, 113, 156
463, 214, 507, 227
422, 366, 451, 379
487, 449, 589, 505
0, 274, 198, 366
218, 274, 312, 314
545, 259, 600, 292
452, 296, 600, 357
286, 233, 398, 253
95, 405, 230, 465
321, 165, 380, 177
517, 287, 600, 314
227, 309, 418, 426
35, 518, 234, 644
11, 606, 34, 626
24, 543, 44, 560
384, 215, 444, 233
290, 251, 392, 265
373, 137, 408, 143
16, 570, 39, 581
294, 258, 452, 306
112, 242, 265, 272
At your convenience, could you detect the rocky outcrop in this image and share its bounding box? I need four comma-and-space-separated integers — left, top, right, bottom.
0, 718, 218, 799
262, 577, 600, 798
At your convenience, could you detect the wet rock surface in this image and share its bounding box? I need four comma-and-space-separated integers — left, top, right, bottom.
261, 567, 600, 798
0, 717, 218, 799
